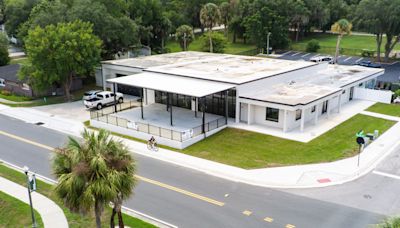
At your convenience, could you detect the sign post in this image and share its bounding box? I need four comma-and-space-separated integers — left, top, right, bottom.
356, 130, 366, 167
23, 166, 37, 228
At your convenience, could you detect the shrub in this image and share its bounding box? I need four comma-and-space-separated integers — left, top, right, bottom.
200, 32, 227, 53
0, 46, 10, 66
306, 39, 320, 52
394, 89, 400, 98
0, 90, 11, 96
361, 49, 375, 57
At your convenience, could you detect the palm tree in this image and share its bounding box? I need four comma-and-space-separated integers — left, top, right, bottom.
175, 25, 195, 51
53, 129, 136, 228
331, 19, 352, 64
200, 3, 221, 53
219, 2, 231, 37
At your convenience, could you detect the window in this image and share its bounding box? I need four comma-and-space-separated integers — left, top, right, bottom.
0, 78, 4, 87
110, 93, 115, 97
266, 107, 279, 122
295, 109, 302, 121
105, 94, 110, 98
311, 106, 316, 113
342, 90, 345, 94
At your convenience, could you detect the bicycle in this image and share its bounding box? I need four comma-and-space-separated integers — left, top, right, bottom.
147, 140, 159, 152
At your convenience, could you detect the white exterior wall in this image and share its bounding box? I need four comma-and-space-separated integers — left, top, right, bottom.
354, 87, 393, 104
101, 64, 143, 90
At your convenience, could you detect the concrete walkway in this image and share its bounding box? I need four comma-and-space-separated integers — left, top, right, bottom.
0, 176, 68, 228
1, 103, 400, 188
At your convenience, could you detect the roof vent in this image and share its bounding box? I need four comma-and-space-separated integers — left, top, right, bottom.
289, 80, 296, 85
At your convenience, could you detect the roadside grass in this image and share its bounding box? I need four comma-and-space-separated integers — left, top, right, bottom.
166, 32, 256, 54
0, 191, 44, 228
0, 93, 33, 102
0, 164, 157, 228
291, 33, 400, 56
367, 103, 400, 117
0, 83, 102, 107
10, 57, 29, 65
181, 114, 395, 169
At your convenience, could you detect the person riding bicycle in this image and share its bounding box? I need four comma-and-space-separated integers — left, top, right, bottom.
149, 136, 156, 145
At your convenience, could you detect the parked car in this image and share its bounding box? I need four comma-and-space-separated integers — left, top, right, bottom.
357, 60, 382, 68
82, 90, 102, 100
309, 56, 334, 64
84, 91, 124, 110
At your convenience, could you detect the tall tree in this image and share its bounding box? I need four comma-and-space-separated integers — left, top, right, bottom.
290, 0, 310, 42
53, 129, 136, 228
200, 3, 221, 53
331, 19, 352, 63
21, 20, 101, 101
175, 24, 194, 51
4, 0, 39, 36
219, 2, 230, 37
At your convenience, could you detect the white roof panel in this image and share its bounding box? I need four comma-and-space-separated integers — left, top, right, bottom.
107, 72, 235, 97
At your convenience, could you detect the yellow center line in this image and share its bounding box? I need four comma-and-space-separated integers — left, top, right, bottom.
135, 175, 225, 207
264, 217, 273, 222
0, 129, 225, 207
286, 224, 296, 228
242, 210, 252, 216
0, 130, 54, 151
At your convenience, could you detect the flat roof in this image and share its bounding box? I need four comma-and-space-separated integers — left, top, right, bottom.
102, 51, 220, 69
240, 65, 384, 106
107, 72, 235, 97
146, 53, 317, 84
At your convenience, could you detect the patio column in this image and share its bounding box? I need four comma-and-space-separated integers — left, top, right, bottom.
140, 88, 144, 119
169, 93, 173, 126
195, 97, 198, 118
326, 100, 330, 118
247, 103, 251, 125
283, 109, 288, 132
300, 109, 305, 132
225, 90, 228, 124
202, 97, 206, 134
113, 83, 117, 113
337, 95, 342, 113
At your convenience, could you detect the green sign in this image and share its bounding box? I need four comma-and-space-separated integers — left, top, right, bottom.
28, 174, 37, 192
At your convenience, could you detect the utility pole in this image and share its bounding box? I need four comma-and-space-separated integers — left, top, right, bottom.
267, 32, 271, 55
24, 166, 37, 228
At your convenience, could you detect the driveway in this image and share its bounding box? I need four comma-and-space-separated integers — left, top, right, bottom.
33, 100, 90, 122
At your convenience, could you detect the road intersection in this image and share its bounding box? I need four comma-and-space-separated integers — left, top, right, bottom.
0, 113, 395, 227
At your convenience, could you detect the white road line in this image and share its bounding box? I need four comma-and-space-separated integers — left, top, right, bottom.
372, 170, 400, 180
282, 51, 292, 55
291, 52, 300, 56
355, 57, 363, 63
344, 57, 352, 62
301, 53, 310, 57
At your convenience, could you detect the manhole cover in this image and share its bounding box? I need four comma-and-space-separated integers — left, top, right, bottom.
35, 122, 44, 126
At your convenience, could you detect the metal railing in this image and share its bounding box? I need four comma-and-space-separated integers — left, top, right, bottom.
90, 104, 227, 142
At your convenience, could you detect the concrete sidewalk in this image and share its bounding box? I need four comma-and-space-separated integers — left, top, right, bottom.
1, 103, 400, 188
0, 176, 68, 228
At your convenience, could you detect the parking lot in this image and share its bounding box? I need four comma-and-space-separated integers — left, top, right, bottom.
276, 51, 400, 83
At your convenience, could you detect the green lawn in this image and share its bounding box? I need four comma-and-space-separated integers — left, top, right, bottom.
367, 103, 400, 117
0, 164, 156, 228
165, 32, 257, 55
291, 33, 400, 56
181, 114, 395, 169
0, 191, 44, 228
10, 57, 29, 65
0, 92, 33, 102
0, 83, 102, 107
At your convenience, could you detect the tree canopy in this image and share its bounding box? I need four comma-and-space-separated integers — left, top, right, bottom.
20, 20, 101, 100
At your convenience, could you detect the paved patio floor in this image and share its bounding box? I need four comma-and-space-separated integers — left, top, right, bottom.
112, 103, 223, 132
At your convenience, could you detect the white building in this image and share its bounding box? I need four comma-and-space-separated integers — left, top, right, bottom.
92, 51, 391, 149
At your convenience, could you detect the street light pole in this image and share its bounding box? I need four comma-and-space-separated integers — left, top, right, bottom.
24, 166, 37, 228
267, 32, 271, 55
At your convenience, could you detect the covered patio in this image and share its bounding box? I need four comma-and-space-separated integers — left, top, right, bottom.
94, 72, 235, 148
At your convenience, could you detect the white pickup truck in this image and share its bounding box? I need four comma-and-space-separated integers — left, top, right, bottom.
84, 91, 124, 110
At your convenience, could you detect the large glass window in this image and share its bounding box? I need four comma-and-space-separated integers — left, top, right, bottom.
266, 107, 279, 122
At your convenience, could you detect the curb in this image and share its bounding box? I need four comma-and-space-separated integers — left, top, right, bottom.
0, 159, 177, 228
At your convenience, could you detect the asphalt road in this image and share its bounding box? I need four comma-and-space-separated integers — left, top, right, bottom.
0, 114, 386, 228
276, 51, 400, 83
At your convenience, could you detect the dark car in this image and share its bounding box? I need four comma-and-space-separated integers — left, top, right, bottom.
357, 60, 382, 68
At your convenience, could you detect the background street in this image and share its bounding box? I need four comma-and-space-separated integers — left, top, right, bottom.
0, 114, 395, 228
